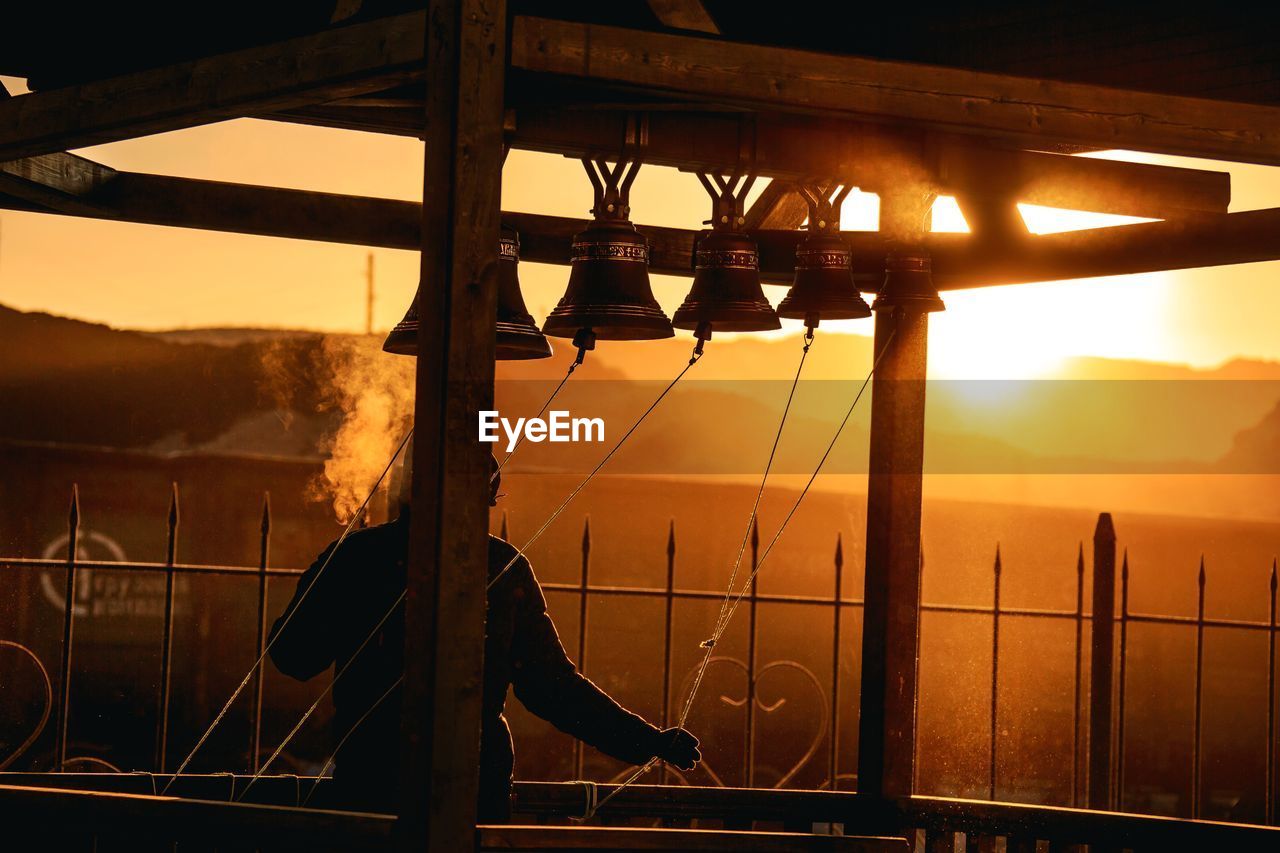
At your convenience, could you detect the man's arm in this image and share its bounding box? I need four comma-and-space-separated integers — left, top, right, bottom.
506, 560, 661, 765
267, 537, 344, 681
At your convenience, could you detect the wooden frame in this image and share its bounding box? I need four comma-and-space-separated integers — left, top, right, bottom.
2, 156, 1275, 291
510, 16, 1280, 165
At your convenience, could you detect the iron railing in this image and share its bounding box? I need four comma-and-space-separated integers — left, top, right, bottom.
0, 484, 1278, 827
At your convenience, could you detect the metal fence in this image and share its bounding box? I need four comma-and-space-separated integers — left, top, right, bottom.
1, 483, 1278, 827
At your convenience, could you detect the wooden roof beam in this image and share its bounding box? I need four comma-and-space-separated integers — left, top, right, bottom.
0, 11, 427, 162
504, 109, 1229, 218
510, 16, 1280, 166
271, 103, 1230, 218
1, 155, 1273, 292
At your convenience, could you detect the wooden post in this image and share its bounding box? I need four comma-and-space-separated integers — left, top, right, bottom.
1088, 512, 1117, 810
856, 185, 935, 802
398, 0, 506, 850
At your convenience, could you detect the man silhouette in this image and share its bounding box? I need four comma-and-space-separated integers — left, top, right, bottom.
269, 452, 699, 820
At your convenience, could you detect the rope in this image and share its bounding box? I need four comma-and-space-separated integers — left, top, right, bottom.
577, 328, 896, 820
161, 429, 413, 795
301, 675, 404, 807
486, 341, 705, 594
691, 329, 814, 716
236, 591, 407, 801
499, 348, 586, 471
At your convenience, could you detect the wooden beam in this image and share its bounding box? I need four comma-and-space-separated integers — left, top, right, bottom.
0, 11, 427, 161
504, 109, 1230, 218
646, 0, 719, 34
1, 158, 1273, 289
478, 825, 904, 851
272, 103, 1231, 219
742, 180, 809, 230
0, 153, 116, 215
399, 0, 505, 851
857, 188, 934, 801
511, 16, 1280, 166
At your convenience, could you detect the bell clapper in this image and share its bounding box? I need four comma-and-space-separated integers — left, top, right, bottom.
571, 328, 597, 368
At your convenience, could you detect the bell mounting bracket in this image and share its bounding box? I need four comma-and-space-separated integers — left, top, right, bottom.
697, 171, 759, 231
582, 158, 642, 221
798, 182, 852, 234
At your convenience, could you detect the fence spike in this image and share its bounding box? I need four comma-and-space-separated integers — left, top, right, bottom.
993, 543, 1002, 575
751, 515, 760, 550
1077, 542, 1085, 576
500, 509, 509, 541
68, 483, 80, 532
1272, 558, 1277, 592
168, 482, 180, 526
166, 482, 180, 566
834, 532, 844, 570
1122, 548, 1129, 581
260, 492, 272, 536
1199, 554, 1206, 587
666, 519, 676, 559
581, 515, 591, 553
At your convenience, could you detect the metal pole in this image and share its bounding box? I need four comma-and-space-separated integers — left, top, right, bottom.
1268, 559, 1277, 825
54, 484, 80, 771
1072, 543, 1084, 807
1115, 550, 1129, 810
250, 493, 271, 772
989, 545, 1002, 801
156, 483, 179, 772
746, 517, 760, 788
574, 516, 591, 779
830, 533, 844, 791
1088, 512, 1117, 810
1193, 556, 1206, 819
661, 520, 676, 786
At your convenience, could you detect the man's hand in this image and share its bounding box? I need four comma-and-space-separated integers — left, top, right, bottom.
653, 727, 700, 771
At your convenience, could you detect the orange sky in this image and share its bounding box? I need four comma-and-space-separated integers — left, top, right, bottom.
1, 80, 1278, 378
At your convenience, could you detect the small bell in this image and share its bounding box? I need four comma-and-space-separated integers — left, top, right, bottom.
871, 250, 946, 313
382, 226, 553, 359
542, 159, 673, 342
777, 184, 871, 328
495, 226, 553, 360
673, 173, 780, 336
381, 298, 418, 356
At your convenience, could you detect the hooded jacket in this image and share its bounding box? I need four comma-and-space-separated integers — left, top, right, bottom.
268, 513, 661, 820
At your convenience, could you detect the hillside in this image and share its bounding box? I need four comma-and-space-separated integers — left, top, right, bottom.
2, 305, 1278, 519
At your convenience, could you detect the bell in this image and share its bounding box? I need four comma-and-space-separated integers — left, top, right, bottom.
777, 231, 871, 327
871, 251, 946, 313
381, 298, 418, 356
672, 229, 780, 334
382, 227, 553, 359
542, 218, 674, 342
495, 227, 553, 359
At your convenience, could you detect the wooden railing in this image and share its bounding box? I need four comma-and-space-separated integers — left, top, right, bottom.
510, 781, 1280, 850
5, 774, 1280, 850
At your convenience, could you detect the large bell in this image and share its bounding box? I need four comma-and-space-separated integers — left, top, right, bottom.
673, 229, 780, 334
872, 251, 946, 313
382, 226, 554, 359
381, 297, 419, 356
777, 231, 873, 326
542, 217, 673, 342
495, 227, 553, 359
